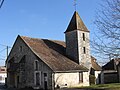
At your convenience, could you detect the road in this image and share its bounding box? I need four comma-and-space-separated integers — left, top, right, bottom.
0, 84, 106, 90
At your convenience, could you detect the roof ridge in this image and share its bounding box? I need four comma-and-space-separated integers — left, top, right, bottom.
21, 36, 64, 42
21, 36, 42, 40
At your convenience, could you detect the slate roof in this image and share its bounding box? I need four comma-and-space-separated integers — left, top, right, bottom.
102, 58, 120, 70
65, 11, 89, 33
91, 56, 102, 71
20, 36, 88, 72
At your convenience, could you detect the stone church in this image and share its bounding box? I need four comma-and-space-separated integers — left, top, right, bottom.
6, 11, 101, 90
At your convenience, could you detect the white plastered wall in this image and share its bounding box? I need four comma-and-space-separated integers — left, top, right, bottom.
95, 71, 101, 84
54, 72, 89, 88
0, 73, 7, 83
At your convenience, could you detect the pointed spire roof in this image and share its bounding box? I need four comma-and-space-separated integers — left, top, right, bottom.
65, 11, 89, 33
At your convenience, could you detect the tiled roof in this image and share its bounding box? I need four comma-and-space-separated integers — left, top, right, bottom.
65, 11, 89, 33
91, 56, 102, 71
20, 36, 88, 72
0, 66, 6, 73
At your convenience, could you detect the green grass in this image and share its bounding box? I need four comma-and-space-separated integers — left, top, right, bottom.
71, 83, 120, 90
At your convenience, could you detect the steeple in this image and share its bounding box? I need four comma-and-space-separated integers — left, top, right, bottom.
65, 11, 91, 69
65, 11, 89, 33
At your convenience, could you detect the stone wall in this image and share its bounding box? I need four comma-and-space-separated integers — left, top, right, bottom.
65, 31, 79, 63
7, 36, 53, 89
77, 31, 91, 69
65, 30, 91, 69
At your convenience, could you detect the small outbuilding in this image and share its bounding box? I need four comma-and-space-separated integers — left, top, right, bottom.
101, 59, 120, 84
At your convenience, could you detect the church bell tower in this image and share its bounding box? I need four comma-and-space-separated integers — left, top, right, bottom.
65, 11, 91, 69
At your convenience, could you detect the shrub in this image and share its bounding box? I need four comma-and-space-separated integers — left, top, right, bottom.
89, 75, 96, 85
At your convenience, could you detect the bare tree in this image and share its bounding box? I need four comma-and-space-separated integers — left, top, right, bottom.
91, 0, 120, 61
0, 0, 4, 9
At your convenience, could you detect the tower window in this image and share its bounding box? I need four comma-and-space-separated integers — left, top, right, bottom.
83, 47, 86, 54
83, 33, 85, 41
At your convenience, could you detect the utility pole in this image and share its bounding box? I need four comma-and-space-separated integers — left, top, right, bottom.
6, 46, 9, 59
0, 44, 11, 66
5, 46, 11, 67
0, 44, 11, 59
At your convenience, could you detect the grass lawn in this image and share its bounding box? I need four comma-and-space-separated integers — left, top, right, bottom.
71, 83, 120, 90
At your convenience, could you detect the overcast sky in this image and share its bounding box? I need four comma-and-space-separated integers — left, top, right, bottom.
0, 0, 102, 66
